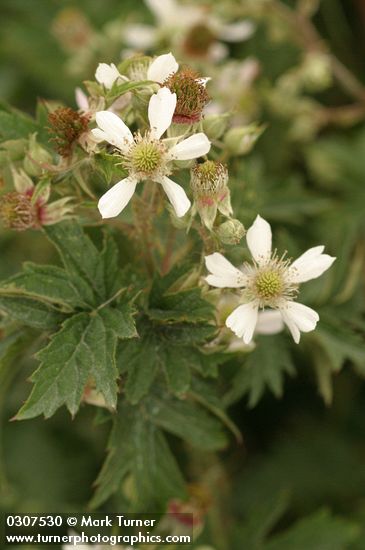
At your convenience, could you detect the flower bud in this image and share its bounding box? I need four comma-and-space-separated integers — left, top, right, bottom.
224, 124, 264, 155
302, 53, 332, 92
191, 161, 232, 229
11, 167, 34, 194
23, 134, 53, 176
216, 218, 245, 245
202, 113, 229, 140
163, 68, 210, 124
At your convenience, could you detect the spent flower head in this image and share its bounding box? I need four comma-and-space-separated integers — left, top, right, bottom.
205, 215, 336, 344
163, 68, 210, 124
0, 168, 73, 231
191, 160, 232, 229
48, 107, 90, 157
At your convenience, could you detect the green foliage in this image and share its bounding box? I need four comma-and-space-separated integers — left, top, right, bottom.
223, 334, 295, 408
0, 221, 137, 419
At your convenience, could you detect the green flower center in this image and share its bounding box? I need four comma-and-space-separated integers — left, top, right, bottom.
255, 270, 283, 299
131, 142, 162, 175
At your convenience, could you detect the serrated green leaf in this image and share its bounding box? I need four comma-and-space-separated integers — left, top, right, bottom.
0, 294, 66, 330
43, 221, 106, 302
149, 264, 213, 322
149, 288, 214, 322
90, 404, 135, 509
146, 394, 228, 451
91, 403, 186, 510
4, 263, 94, 310
314, 312, 365, 374
119, 332, 161, 404
132, 420, 186, 510
16, 305, 136, 420
99, 231, 125, 298
223, 335, 295, 408
163, 347, 191, 395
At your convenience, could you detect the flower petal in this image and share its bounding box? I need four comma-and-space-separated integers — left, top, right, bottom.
205, 253, 246, 288
95, 111, 133, 151
147, 52, 179, 83
169, 133, 211, 161
145, 0, 176, 24
255, 310, 284, 335
280, 301, 319, 343
226, 302, 259, 344
98, 177, 137, 219
95, 63, 121, 89
148, 87, 176, 139
246, 215, 272, 264
218, 21, 255, 42
289, 246, 336, 283
124, 24, 156, 50
75, 87, 89, 112
158, 176, 191, 217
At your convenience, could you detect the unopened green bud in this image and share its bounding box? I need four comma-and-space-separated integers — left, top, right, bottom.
302, 53, 332, 92
24, 134, 53, 176
224, 124, 265, 155
216, 219, 245, 245
203, 113, 229, 140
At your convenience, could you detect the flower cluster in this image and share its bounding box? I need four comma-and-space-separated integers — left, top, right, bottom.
1, 49, 336, 351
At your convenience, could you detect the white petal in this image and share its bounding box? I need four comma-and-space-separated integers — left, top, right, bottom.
147, 53, 179, 83
205, 253, 246, 288
91, 128, 107, 143
218, 21, 255, 42
196, 77, 211, 87
98, 178, 137, 219
145, 0, 176, 24
255, 310, 284, 335
169, 133, 211, 161
246, 215, 272, 265
289, 246, 336, 283
148, 87, 176, 139
124, 24, 156, 50
95, 63, 121, 89
280, 301, 319, 343
95, 111, 133, 151
226, 302, 259, 344
158, 176, 191, 217
75, 87, 89, 112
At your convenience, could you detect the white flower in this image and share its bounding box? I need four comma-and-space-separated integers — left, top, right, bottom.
147, 52, 179, 83
124, 0, 255, 61
92, 87, 211, 219
95, 62, 126, 89
205, 215, 335, 344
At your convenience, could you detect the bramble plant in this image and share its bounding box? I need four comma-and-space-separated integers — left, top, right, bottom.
1, 0, 365, 549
